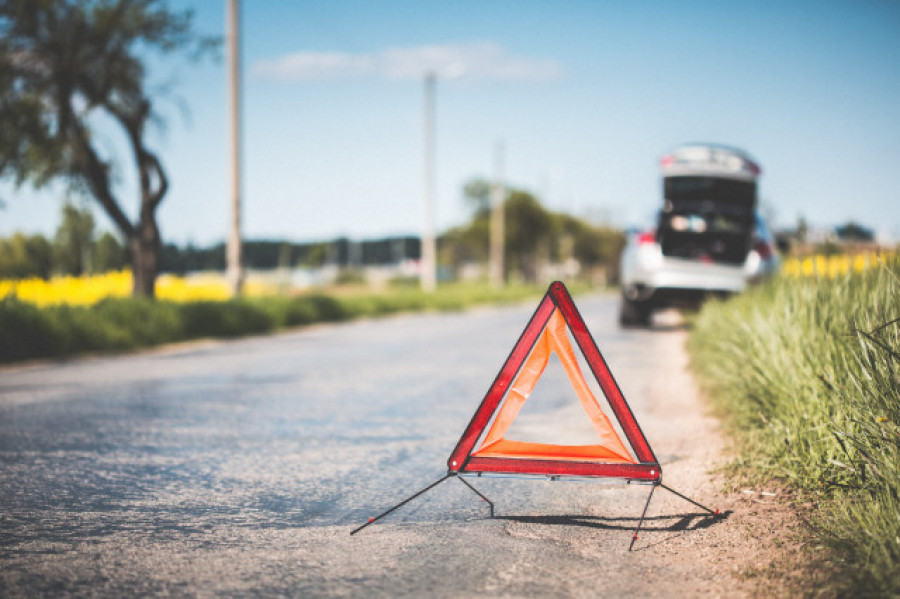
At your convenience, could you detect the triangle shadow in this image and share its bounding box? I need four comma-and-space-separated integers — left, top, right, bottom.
491, 510, 731, 533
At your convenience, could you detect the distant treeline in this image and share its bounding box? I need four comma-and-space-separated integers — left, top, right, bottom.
0, 229, 420, 280
0, 200, 426, 280
161, 237, 421, 274
3, 185, 627, 283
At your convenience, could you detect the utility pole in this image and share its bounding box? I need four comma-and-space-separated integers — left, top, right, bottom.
421, 71, 437, 292
489, 140, 505, 288
226, 0, 244, 295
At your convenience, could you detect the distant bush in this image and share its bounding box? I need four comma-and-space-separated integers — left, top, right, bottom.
0, 299, 59, 361
334, 269, 366, 286
92, 298, 182, 346
178, 301, 274, 339
255, 297, 318, 328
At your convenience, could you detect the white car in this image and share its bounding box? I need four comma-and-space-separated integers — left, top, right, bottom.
619, 144, 778, 327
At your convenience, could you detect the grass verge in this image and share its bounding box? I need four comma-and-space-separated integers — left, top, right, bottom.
687, 257, 900, 595
0, 282, 552, 364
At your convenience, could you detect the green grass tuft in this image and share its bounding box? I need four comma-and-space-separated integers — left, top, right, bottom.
688, 256, 900, 595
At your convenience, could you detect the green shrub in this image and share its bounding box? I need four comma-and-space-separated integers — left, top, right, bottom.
254, 297, 310, 328
92, 298, 182, 346
0, 298, 60, 361
0, 281, 547, 364
177, 300, 274, 339
42, 303, 117, 353
305, 294, 350, 322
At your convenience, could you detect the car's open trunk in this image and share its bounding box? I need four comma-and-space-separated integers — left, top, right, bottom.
657, 176, 756, 266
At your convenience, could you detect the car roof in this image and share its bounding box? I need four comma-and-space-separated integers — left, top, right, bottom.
661, 143, 761, 180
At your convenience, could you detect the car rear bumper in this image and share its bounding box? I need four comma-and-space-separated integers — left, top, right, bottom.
645, 286, 733, 309
649, 263, 747, 293
634, 256, 747, 290
622, 255, 749, 308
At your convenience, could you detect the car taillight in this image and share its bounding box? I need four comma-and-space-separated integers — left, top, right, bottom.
754, 239, 773, 260
637, 231, 656, 245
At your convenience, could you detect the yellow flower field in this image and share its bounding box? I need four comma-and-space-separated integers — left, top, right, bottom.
0, 270, 277, 307
1, 250, 895, 307
781, 250, 896, 278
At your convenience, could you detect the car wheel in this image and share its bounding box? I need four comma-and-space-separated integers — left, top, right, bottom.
619, 294, 652, 328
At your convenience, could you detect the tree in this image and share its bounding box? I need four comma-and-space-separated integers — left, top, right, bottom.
796, 216, 808, 244
444, 177, 626, 284
93, 230, 127, 272
53, 201, 94, 275
0, 232, 52, 278
455, 178, 558, 281
0, 0, 213, 297
462, 179, 492, 218
504, 190, 553, 281
835, 221, 874, 242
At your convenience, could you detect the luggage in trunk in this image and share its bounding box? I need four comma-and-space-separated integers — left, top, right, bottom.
657, 176, 756, 266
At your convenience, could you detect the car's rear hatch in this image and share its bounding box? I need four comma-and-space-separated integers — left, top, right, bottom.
656, 176, 756, 265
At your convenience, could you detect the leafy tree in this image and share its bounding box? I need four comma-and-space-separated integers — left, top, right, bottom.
796, 216, 808, 244
503, 190, 553, 281
53, 201, 94, 275
301, 243, 329, 268
462, 179, 492, 218
835, 221, 874, 242
439, 217, 489, 267
451, 179, 558, 281
0, 0, 214, 297
0, 232, 52, 278
94, 230, 127, 272
554, 213, 625, 270
444, 177, 625, 283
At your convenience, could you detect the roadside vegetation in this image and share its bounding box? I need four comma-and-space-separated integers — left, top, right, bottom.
0, 282, 549, 364
688, 254, 899, 595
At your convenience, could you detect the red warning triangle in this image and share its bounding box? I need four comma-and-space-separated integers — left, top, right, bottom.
447, 281, 660, 481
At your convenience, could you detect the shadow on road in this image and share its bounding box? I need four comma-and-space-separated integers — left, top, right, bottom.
646, 308, 695, 332
491, 509, 733, 550
647, 321, 692, 333
492, 509, 731, 533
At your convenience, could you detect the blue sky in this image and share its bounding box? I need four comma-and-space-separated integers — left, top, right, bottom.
2, 0, 899, 245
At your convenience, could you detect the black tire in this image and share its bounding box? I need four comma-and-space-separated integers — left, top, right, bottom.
619, 294, 652, 328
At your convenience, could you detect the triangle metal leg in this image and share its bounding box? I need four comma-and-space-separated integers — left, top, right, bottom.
659, 483, 719, 515
629, 482, 722, 550
629, 483, 657, 551
350, 473, 453, 535
456, 475, 495, 517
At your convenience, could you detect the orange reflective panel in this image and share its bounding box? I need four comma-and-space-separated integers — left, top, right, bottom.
471, 309, 635, 464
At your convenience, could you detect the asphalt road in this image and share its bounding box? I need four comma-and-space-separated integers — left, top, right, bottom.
0, 294, 733, 597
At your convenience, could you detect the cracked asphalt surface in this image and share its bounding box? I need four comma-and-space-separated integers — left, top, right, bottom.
0, 294, 747, 597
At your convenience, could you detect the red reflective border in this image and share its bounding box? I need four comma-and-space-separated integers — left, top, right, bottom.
447, 281, 659, 478
548, 281, 657, 464
462, 456, 661, 481
446, 293, 556, 470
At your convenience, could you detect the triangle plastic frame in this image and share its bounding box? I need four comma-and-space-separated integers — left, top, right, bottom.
447, 281, 661, 481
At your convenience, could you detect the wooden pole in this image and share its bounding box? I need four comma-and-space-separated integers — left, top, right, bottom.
226, 0, 244, 295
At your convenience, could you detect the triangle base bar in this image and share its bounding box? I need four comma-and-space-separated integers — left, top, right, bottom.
461, 457, 660, 480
